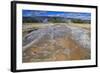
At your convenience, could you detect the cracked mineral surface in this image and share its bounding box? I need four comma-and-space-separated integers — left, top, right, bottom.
22, 23, 91, 63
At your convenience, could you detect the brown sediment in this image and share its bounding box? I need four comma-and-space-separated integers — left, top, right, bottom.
54, 53, 67, 61
23, 36, 90, 62
54, 37, 89, 60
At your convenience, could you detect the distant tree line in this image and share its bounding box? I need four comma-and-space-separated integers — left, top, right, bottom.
71, 19, 91, 24
23, 16, 91, 24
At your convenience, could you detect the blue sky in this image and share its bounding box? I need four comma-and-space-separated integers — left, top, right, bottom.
22, 10, 91, 20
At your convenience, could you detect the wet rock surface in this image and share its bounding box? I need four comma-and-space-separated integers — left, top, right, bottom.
22, 24, 91, 63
